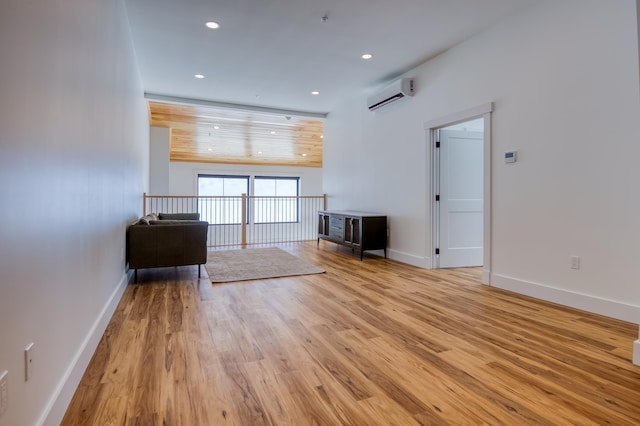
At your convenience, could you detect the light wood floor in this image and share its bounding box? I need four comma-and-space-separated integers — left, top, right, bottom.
62, 241, 640, 425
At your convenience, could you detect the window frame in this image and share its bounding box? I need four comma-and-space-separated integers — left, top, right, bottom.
197, 174, 250, 225
196, 174, 302, 225
252, 176, 301, 224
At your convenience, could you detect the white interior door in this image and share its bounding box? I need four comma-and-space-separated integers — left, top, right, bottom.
438, 129, 483, 268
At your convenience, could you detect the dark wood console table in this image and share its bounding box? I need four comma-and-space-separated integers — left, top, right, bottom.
317, 210, 387, 260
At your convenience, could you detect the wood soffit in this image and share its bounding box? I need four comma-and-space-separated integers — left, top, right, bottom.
148, 101, 324, 167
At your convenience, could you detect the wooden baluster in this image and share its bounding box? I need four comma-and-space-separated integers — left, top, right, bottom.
241, 193, 247, 247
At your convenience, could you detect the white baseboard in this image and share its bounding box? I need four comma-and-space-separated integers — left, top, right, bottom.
388, 248, 430, 268
634, 340, 640, 366
40, 271, 131, 426
491, 273, 640, 324
482, 269, 491, 285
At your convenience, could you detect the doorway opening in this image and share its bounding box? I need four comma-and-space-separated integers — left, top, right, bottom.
425, 103, 493, 284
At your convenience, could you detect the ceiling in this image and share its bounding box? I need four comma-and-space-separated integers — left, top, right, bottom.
125, 0, 538, 115
126, 0, 538, 167
149, 101, 324, 167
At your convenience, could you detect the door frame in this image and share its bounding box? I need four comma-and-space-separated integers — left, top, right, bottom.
424, 102, 493, 284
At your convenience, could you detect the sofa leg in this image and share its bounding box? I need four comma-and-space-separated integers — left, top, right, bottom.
134, 269, 138, 284
198, 264, 201, 278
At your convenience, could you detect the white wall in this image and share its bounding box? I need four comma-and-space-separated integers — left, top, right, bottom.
149, 127, 170, 195
0, 0, 148, 424
324, 0, 640, 323
636, 0, 640, 364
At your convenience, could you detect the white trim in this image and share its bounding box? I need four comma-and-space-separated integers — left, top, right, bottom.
482, 268, 491, 285
388, 248, 431, 268
429, 128, 438, 269
482, 113, 492, 284
633, 340, 640, 366
145, 93, 327, 119
40, 272, 130, 426
424, 103, 493, 130
425, 103, 493, 278
491, 273, 640, 324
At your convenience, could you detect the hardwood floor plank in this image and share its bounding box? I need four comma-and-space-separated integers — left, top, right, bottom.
357, 396, 425, 426
405, 305, 640, 422
219, 350, 272, 425
480, 360, 634, 425
242, 360, 299, 426
61, 242, 640, 425
355, 334, 523, 425
276, 370, 346, 425
285, 319, 377, 402
311, 324, 439, 418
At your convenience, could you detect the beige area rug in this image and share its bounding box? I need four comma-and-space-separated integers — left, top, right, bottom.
205, 247, 325, 283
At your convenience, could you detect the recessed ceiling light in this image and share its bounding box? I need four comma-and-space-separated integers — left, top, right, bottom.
258, 151, 263, 154
311, 91, 320, 95
320, 135, 324, 139
270, 131, 276, 134
213, 125, 220, 129
301, 153, 307, 157
207, 148, 213, 152
194, 74, 205, 79
361, 53, 373, 60
205, 21, 220, 29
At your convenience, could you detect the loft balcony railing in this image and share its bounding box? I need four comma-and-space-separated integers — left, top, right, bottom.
143, 193, 327, 247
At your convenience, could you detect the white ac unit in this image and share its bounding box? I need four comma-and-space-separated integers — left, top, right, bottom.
367, 78, 414, 111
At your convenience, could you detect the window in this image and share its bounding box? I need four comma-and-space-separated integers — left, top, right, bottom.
197, 175, 249, 224
196, 174, 300, 225
253, 176, 299, 223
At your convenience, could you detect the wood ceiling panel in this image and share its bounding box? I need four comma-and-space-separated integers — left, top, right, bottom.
148, 101, 324, 167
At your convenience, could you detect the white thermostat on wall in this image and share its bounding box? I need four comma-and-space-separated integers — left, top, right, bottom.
505, 151, 517, 163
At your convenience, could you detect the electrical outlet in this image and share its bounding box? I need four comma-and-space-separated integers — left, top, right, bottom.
0, 370, 8, 416
570, 256, 580, 270
24, 343, 34, 381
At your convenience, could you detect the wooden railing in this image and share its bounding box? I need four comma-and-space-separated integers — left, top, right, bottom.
143, 193, 327, 247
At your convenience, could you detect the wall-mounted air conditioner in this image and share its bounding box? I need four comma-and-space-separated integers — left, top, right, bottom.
367, 78, 414, 111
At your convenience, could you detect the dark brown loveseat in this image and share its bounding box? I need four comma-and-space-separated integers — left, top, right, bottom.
126, 213, 209, 282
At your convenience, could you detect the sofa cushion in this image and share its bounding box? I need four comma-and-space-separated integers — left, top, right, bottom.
158, 212, 200, 221
148, 220, 203, 225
